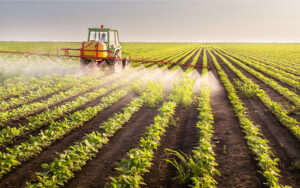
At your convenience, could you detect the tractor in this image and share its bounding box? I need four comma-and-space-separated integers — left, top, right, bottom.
80, 25, 129, 72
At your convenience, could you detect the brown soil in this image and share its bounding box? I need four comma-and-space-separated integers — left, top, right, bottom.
64, 106, 160, 188
210, 50, 300, 187
207, 51, 265, 188
0, 93, 134, 188
142, 105, 199, 188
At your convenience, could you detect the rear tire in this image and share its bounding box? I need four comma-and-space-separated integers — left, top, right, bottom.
122, 57, 130, 69
80, 58, 90, 70
113, 61, 122, 72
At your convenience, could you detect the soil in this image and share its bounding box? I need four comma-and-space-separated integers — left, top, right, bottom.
142, 105, 199, 188
64, 106, 160, 188
206, 51, 265, 188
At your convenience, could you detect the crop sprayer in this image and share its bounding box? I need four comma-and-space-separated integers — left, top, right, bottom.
0, 25, 214, 72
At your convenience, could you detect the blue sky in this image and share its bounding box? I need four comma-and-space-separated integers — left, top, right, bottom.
0, 0, 299, 42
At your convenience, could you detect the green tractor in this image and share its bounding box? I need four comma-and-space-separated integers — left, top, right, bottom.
80, 25, 129, 72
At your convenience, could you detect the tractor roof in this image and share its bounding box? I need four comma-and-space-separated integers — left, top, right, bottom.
88, 26, 118, 32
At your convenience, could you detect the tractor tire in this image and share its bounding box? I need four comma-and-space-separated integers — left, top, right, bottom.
80, 58, 90, 70
113, 61, 122, 72
122, 57, 130, 69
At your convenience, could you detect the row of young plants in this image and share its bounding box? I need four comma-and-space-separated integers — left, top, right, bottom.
212, 50, 300, 140
191, 49, 219, 187
0, 69, 135, 126
0, 74, 66, 101
25, 80, 163, 187
185, 48, 203, 74
168, 50, 220, 187
0, 86, 131, 179
135, 47, 190, 70
130, 47, 191, 68
139, 48, 193, 68
212, 44, 300, 75
159, 48, 198, 69
223, 49, 300, 83
221, 48, 300, 77
219, 50, 300, 89
214, 50, 300, 110
0, 79, 127, 146
209, 50, 288, 187
106, 100, 176, 187
106, 75, 196, 187
0, 73, 100, 111
126, 44, 197, 67
170, 48, 201, 71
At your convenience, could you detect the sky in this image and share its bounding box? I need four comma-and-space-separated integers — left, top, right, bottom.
0, 0, 300, 42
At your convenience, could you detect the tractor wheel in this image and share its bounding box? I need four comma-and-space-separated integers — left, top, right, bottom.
113, 51, 122, 72
113, 61, 122, 72
122, 57, 130, 69
80, 58, 90, 70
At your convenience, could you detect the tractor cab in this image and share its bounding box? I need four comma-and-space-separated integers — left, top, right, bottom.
80, 25, 128, 72
87, 26, 121, 53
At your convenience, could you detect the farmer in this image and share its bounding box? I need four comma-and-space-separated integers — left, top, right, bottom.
99, 33, 107, 42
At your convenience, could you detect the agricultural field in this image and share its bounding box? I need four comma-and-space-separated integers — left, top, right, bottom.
0, 42, 299, 188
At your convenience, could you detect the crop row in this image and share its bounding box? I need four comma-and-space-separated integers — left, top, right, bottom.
185, 48, 203, 74
170, 48, 200, 71
223, 49, 300, 76
0, 73, 103, 111
209, 50, 287, 187
214, 50, 300, 110
0, 79, 125, 146
25, 80, 163, 187
219, 50, 300, 89
0, 69, 134, 126
212, 50, 300, 140
0, 74, 70, 101
106, 74, 196, 187
212, 44, 300, 74
188, 49, 219, 187
0, 86, 131, 179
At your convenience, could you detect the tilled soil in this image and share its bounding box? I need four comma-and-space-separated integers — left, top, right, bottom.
142, 105, 199, 188
207, 51, 265, 188
64, 106, 160, 188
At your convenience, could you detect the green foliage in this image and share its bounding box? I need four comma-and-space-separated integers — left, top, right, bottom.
0, 88, 129, 179
169, 75, 196, 107
142, 81, 163, 108
234, 79, 260, 98
26, 96, 145, 188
